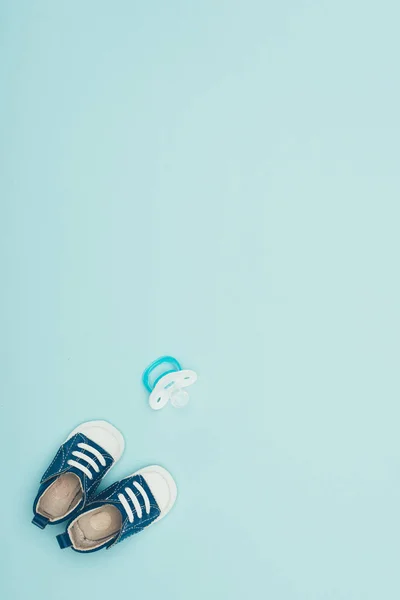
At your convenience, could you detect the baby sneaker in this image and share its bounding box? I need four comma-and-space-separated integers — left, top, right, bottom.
32, 420, 125, 529
56, 465, 177, 552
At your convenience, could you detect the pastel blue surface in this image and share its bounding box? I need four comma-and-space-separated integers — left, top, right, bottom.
1, 1, 400, 599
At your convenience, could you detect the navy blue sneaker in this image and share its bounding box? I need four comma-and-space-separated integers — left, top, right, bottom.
56, 466, 177, 552
32, 421, 125, 529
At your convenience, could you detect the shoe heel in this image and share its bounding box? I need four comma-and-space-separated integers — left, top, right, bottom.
57, 532, 72, 549
32, 514, 49, 529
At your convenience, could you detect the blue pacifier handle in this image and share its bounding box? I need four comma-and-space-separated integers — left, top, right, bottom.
142, 356, 182, 392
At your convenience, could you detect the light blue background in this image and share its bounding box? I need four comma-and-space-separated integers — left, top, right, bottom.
1, 1, 400, 599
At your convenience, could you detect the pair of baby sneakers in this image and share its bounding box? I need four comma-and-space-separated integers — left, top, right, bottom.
32, 420, 177, 553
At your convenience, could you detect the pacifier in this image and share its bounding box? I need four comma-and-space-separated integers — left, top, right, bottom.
142, 356, 197, 410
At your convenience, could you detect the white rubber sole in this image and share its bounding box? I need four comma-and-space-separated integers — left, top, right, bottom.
67, 420, 125, 463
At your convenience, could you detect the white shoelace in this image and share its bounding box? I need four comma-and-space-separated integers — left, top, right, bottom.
67, 442, 106, 480
118, 482, 151, 523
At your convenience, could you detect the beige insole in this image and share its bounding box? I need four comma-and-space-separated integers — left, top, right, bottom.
69, 505, 122, 551
37, 473, 83, 521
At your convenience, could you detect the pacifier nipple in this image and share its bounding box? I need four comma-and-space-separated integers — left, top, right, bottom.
170, 385, 189, 408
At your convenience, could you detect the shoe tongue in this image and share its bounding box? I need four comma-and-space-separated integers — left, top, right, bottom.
117, 475, 158, 523
65, 465, 89, 499
64, 433, 112, 497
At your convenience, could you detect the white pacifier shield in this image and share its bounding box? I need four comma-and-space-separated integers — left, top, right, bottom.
149, 369, 197, 410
